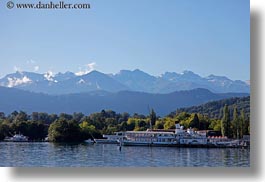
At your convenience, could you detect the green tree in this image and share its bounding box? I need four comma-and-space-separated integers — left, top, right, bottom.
163, 117, 175, 129
27, 121, 47, 140
48, 114, 59, 124
15, 111, 28, 122
221, 105, 231, 138
0, 121, 11, 140
154, 120, 164, 129
13, 121, 28, 135
0, 112, 5, 120
119, 121, 128, 131
150, 109, 157, 129
9, 111, 18, 121
197, 114, 210, 130
121, 112, 130, 122
127, 118, 136, 131
209, 119, 221, 131
79, 121, 100, 139
245, 115, 250, 135
59, 113, 73, 120
189, 113, 200, 129
31, 112, 58, 124
48, 118, 84, 142
73, 112, 84, 123
232, 106, 239, 139
240, 109, 247, 136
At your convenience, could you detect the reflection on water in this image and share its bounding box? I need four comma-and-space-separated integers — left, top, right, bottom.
0, 142, 250, 167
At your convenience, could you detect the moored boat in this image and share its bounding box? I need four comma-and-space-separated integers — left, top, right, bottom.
122, 131, 177, 146
4, 134, 28, 142
120, 123, 247, 148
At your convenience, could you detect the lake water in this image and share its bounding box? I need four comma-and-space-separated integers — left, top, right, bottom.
0, 142, 250, 167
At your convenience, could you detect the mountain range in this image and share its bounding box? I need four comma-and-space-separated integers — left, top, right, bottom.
0, 69, 250, 95
0, 86, 248, 116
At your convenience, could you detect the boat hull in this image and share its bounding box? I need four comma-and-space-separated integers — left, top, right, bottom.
122, 141, 178, 147
94, 139, 119, 144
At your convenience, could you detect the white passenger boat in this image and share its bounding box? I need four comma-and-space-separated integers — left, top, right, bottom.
120, 124, 240, 147
122, 131, 178, 146
121, 124, 203, 147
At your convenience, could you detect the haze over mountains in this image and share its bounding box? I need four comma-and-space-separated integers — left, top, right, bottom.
0, 86, 248, 116
0, 69, 250, 95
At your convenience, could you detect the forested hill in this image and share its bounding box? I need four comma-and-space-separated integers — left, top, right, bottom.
0, 86, 248, 116
172, 96, 250, 119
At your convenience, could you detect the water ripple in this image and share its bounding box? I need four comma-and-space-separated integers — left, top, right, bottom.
0, 142, 250, 167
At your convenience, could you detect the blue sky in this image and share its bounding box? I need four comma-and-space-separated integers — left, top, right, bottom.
0, 0, 250, 80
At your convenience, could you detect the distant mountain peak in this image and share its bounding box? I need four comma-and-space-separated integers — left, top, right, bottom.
7, 76, 32, 87
0, 69, 250, 94
89, 70, 103, 74
133, 68, 143, 73
56, 71, 74, 75
206, 74, 231, 81
181, 70, 195, 74
180, 70, 201, 78
117, 69, 148, 74
14, 71, 24, 75
75, 69, 96, 76
44, 71, 56, 82
80, 70, 107, 78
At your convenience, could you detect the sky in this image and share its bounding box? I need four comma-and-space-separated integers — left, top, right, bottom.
0, 0, 250, 80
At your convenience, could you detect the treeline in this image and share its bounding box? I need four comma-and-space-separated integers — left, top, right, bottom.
0, 105, 250, 142
0, 110, 130, 142
172, 96, 250, 119
0, 111, 49, 141
166, 105, 249, 138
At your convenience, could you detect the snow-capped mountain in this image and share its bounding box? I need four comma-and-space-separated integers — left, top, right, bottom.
0, 69, 250, 95
0, 71, 49, 88
54, 70, 129, 94
111, 69, 158, 93
54, 71, 76, 82
0, 71, 129, 95
204, 75, 250, 93
161, 71, 204, 83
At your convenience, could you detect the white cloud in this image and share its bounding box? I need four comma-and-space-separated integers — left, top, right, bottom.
27, 59, 36, 64
34, 66, 39, 72
7, 76, 32, 87
75, 62, 96, 76
26, 59, 40, 72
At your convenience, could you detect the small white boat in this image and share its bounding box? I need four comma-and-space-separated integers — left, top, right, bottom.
5, 134, 28, 142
